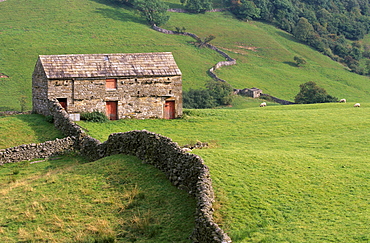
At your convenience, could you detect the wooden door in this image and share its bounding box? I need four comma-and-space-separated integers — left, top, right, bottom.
57, 98, 67, 111
164, 100, 175, 119
106, 101, 118, 120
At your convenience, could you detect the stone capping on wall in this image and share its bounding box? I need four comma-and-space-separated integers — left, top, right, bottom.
0, 98, 232, 243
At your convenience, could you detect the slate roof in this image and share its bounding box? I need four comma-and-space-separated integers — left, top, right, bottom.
38, 52, 182, 79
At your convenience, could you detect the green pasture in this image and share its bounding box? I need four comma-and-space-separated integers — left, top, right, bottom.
0, 153, 195, 242
78, 103, 370, 242
0, 114, 63, 149
1, 0, 370, 111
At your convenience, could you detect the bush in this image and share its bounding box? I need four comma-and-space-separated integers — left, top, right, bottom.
183, 89, 216, 109
80, 111, 109, 123
183, 80, 234, 109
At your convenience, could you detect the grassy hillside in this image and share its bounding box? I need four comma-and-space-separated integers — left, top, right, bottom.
79, 103, 370, 242
1, 0, 370, 111
0, 154, 195, 242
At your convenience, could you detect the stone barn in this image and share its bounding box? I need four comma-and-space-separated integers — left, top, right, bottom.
32, 52, 182, 120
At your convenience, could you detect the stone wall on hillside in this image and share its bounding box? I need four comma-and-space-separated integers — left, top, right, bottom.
79, 130, 232, 243
0, 137, 75, 165
152, 25, 236, 85
0, 98, 232, 243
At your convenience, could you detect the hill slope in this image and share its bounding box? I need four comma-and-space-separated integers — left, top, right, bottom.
79, 103, 370, 242
1, 0, 370, 111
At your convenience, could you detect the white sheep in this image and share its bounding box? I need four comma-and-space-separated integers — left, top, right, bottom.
339, 99, 346, 103
354, 103, 361, 107
260, 102, 266, 107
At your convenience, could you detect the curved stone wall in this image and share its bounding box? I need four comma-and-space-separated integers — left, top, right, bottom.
79, 131, 231, 243
0, 98, 232, 243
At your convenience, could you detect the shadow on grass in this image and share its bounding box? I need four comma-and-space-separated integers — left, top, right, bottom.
276, 31, 297, 42
89, 0, 146, 25
284, 61, 298, 67
0, 106, 15, 112
15, 114, 64, 144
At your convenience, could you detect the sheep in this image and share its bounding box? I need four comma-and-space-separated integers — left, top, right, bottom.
260, 102, 266, 107
354, 103, 361, 107
339, 99, 346, 103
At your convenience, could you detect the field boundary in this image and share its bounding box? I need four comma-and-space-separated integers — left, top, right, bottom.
0, 99, 232, 243
152, 25, 295, 105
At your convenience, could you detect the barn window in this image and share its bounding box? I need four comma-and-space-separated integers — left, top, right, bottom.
106, 78, 117, 90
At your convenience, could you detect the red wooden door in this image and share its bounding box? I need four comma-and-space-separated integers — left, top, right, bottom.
57, 98, 67, 111
164, 101, 175, 119
106, 101, 118, 120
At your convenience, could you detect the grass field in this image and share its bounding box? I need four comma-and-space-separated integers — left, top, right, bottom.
1, 0, 370, 242
0, 152, 195, 242
0, 114, 63, 149
1, 0, 370, 111
78, 103, 370, 242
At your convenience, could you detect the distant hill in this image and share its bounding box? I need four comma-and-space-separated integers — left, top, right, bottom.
1, 0, 369, 112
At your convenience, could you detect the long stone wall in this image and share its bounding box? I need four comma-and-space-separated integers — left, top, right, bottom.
0, 98, 232, 243
79, 131, 231, 243
152, 25, 236, 85
0, 137, 75, 165
153, 25, 296, 105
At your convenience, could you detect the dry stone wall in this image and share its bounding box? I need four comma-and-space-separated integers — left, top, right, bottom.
153, 25, 296, 105
0, 137, 75, 165
79, 131, 232, 243
0, 98, 232, 243
152, 25, 236, 85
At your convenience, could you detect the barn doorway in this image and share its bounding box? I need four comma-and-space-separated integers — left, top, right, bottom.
164, 100, 175, 119
57, 98, 67, 111
106, 101, 118, 120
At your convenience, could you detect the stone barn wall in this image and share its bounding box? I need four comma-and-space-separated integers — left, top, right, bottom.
32, 53, 183, 120
0, 99, 232, 243
43, 76, 182, 119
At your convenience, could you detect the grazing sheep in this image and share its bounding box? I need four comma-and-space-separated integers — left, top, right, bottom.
354, 103, 361, 107
260, 102, 266, 107
339, 99, 346, 103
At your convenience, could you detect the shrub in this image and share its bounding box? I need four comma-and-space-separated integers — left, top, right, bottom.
80, 111, 109, 123
183, 80, 234, 109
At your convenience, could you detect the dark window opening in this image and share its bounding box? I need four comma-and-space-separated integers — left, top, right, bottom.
57, 98, 68, 111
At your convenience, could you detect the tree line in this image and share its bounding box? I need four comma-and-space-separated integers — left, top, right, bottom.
225, 0, 370, 75
113, 0, 370, 75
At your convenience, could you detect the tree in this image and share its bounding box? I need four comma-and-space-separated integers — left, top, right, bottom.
180, 0, 212, 13
206, 80, 234, 105
293, 17, 314, 42
294, 81, 338, 104
229, 0, 261, 20
294, 56, 307, 66
134, 0, 170, 26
